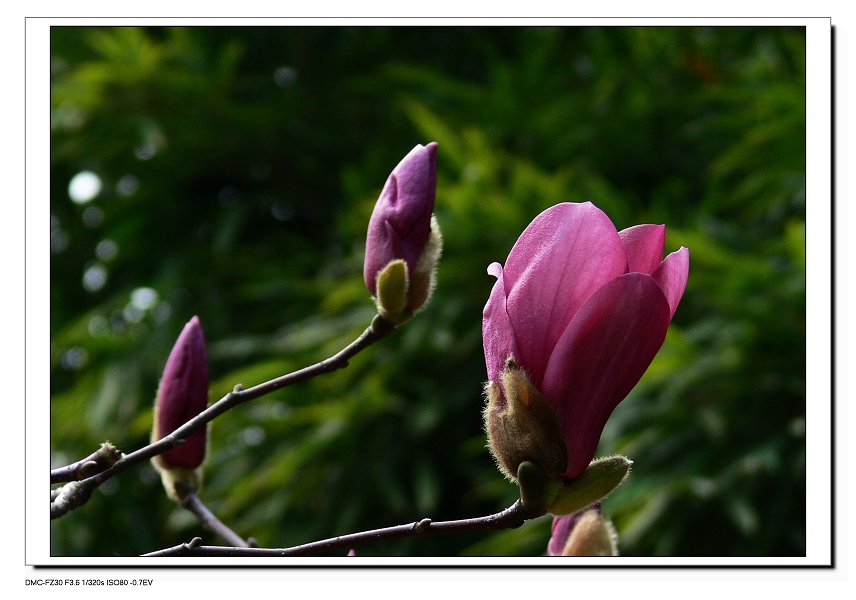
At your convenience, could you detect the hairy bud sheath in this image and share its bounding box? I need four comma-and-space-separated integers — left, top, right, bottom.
484, 358, 567, 482
364, 143, 442, 324
151, 316, 210, 501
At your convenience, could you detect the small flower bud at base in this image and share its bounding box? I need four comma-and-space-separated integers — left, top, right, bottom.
550, 509, 619, 556
563, 510, 618, 556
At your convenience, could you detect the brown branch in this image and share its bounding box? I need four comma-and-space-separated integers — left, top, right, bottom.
50, 314, 395, 520
142, 499, 536, 557
177, 484, 253, 548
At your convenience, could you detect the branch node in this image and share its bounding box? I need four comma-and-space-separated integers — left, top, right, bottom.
370, 313, 396, 336
414, 518, 432, 534
77, 460, 100, 479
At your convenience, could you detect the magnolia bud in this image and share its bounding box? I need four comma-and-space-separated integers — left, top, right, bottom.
365, 143, 442, 324
151, 316, 210, 502
483, 357, 567, 482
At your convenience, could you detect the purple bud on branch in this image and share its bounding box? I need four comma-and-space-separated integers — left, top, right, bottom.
151, 316, 210, 500
364, 142, 442, 324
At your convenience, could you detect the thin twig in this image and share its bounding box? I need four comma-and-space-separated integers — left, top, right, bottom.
142, 499, 534, 557
178, 485, 251, 548
50, 315, 395, 520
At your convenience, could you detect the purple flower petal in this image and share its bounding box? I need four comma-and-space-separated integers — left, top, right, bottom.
502, 202, 627, 387
483, 262, 520, 385
618, 223, 665, 274
652, 246, 690, 320
541, 274, 671, 478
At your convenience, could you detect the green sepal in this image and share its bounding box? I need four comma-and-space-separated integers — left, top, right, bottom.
546, 456, 632, 516
375, 259, 412, 325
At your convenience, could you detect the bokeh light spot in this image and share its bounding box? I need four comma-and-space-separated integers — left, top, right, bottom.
273, 66, 297, 87
116, 175, 140, 197
95, 239, 118, 261
82, 264, 108, 292
60, 347, 88, 370
131, 287, 159, 310
68, 171, 102, 204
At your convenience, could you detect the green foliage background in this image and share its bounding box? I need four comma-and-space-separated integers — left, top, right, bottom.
49, 26, 806, 557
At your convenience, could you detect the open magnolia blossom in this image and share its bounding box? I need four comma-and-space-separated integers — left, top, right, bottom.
483, 202, 689, 483
364, 142, 442, 324
151, 316, 210, 500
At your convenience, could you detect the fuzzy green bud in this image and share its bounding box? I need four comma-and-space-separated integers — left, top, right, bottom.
375, 259, 410, 322
483, 358, 568, 482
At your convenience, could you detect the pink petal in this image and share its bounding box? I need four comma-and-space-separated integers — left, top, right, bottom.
651, 246, 690, 320
618, 224, 665, 274
541, 274, 671, 479
502, 202, 627, 387
482, 262, 519, 384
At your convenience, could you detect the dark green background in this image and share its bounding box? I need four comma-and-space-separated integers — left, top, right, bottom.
50, 26, 806, 557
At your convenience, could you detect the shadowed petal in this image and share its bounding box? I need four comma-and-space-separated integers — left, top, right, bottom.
483, 262, 519, 384
618, 224, 665, 274
503, 202, 627, 387
541, 274, 671, 478
652, 246, 690, 320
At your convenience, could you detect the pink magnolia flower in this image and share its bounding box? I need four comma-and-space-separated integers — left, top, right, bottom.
363, 143, 442, 321
483, 202, 689, 480
152, 316, 210, 470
